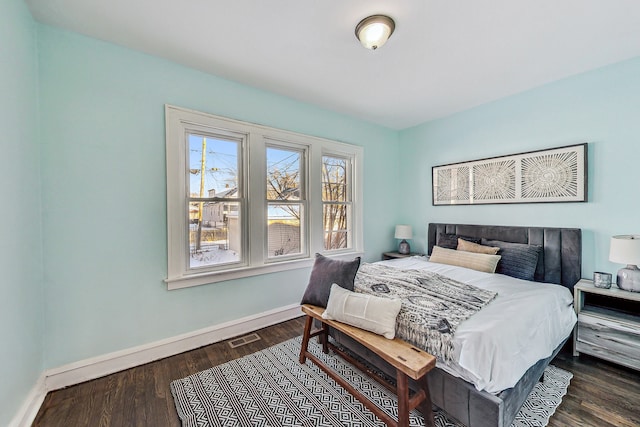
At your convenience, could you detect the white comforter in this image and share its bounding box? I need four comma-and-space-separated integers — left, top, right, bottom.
378, 256, 577, 394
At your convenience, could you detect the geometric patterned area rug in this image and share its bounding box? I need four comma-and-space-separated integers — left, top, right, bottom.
171, 336, 572, 427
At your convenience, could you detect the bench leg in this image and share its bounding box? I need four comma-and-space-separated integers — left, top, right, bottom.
417, 376, 435, 427
397, 370, 435, 427
299, 315, 313, 364
397, 371, 410, 427
321, 322, 329, 353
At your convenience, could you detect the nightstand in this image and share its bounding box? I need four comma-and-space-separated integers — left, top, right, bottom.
573, 279, 640, 371
382, 251, 421, 260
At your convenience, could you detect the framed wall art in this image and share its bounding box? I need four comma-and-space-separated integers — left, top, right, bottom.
432, 143, 587, 205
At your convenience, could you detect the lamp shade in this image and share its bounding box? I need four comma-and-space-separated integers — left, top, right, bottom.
394, 225, 412, 240
355, 15, 395, 50
609, 235, 640, 265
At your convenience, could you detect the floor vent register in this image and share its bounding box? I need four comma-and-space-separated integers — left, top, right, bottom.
228, 332, 261, 348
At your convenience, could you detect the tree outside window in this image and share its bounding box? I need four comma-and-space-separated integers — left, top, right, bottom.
322, 155, 350, 250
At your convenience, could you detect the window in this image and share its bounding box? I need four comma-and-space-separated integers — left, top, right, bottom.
322, 155, 351, 250
165, 105, 363, 289
188, 133, 243, 270
266, 144, 305, 260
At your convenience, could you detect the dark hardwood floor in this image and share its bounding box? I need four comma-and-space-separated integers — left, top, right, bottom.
548, 349, 640, 427
33, 317, 640, 427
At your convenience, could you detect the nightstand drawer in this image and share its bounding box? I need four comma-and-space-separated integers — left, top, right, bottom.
577, 309, 640, 370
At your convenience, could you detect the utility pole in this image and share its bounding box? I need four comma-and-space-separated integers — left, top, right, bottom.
196, 137, 206, 251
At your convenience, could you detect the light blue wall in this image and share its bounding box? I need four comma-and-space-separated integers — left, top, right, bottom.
37, 25, 401, 368
399, 57, 640, 279
0, 0, 43, 424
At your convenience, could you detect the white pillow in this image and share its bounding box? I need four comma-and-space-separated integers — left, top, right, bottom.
322, 283, 402, 339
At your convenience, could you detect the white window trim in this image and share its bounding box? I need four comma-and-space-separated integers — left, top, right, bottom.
165, 105, 364, 290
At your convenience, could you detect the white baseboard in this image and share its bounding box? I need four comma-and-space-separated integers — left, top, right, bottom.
44, 303, 302, 392
9, 304, 303, 426
9, 374, 46, 427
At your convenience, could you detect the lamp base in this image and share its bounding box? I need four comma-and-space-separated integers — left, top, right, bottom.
617, 265, 640, 292
398, 239, 410, 255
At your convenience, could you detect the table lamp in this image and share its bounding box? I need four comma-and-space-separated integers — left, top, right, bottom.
609, 235, 640, 292
395, 225, 412, 255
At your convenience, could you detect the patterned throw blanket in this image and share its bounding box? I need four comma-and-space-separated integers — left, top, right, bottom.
354, 263, 497, 362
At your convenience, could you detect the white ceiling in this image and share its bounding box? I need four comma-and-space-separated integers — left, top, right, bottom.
26, 0, 640, 130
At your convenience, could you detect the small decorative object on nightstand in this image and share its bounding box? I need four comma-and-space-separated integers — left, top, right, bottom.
609, 235, 640, 292
593, 271, 612, 289
394, 224, 412, 255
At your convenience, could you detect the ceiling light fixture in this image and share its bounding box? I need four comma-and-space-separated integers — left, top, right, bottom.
355, 15, 395, 50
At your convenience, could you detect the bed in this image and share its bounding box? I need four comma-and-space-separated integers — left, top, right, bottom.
330, 223, 581, 427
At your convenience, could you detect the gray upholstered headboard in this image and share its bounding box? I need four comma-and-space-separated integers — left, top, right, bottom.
428, 223, 582, 290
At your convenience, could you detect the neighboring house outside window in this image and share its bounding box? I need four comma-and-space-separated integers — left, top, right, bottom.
165, 105, 363, 289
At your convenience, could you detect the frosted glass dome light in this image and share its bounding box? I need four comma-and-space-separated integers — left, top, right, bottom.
355, 15, 395, 50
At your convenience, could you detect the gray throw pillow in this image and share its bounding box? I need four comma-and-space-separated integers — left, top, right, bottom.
300, 254, 361, 308
481, 239, 542, 281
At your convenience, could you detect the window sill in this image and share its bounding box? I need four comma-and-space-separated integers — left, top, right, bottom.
165, 251, 364, 290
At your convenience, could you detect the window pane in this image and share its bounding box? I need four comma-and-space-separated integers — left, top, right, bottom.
267, 147, 301, 201
189, 134, 239, 198
324, 231, 348, 250
268, 203, 302, 257
323, 204, 348, 250
189, 201, 241, 268
322, 156, 347, 202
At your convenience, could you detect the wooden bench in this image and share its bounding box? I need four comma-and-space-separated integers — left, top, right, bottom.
299, 304, 436, 427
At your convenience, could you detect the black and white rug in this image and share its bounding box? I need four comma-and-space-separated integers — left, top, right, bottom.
171, 336, 572, 427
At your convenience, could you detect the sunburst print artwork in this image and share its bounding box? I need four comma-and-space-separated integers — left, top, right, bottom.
432, 144, 586, 205
473, 160, 516, 200
521, 151, 578, 199
434, 166, 470, 203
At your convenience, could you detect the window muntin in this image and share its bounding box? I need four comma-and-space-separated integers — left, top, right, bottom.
322, 155, 351, 251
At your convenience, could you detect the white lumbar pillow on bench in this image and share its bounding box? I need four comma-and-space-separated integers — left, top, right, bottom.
322, 283, 402, 339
